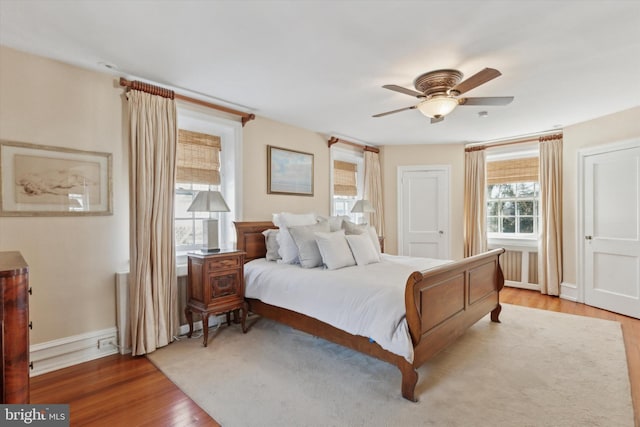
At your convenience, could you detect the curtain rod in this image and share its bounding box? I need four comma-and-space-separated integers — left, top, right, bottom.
328, 136, 379, 153
464, 132, 563, 152
119, 78, 256, 126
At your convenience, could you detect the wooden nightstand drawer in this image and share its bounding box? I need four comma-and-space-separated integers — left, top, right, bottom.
207, 256, 240, 271
209, 270, 241, 299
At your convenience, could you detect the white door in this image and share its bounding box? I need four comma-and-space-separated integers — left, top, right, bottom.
398, 166, 449, 259
583, 142, 640, 319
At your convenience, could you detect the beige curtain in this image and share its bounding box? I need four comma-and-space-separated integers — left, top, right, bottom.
464, 149, 487, 257
364, 150, 384, 237
538, 138, 563, 295
127, 90, 178, 355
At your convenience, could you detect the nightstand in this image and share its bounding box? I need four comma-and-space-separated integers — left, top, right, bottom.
185, 249, 248, 347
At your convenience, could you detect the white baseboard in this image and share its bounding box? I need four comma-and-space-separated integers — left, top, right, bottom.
28, 316, 224, 376
29, 327, 119, 377
560, 282, 578, 302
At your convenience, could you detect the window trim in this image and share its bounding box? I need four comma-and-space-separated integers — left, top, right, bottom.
175, 102, 243, 265
486, 146, 539, 241
330, 146, 364, 222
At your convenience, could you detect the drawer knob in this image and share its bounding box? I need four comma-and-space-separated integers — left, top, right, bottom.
29, 362, 34, 370
29, 321, 33, 330
28, 287, 33, 295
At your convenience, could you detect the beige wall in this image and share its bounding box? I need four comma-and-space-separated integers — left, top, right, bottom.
562, 106, 640, 285
0, 46, 334, 345
380, 144, 465, 258
0, 46, 129, 343
242, 116, 331, 220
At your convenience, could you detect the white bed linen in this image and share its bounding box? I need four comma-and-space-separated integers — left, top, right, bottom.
244, 254, 450, 363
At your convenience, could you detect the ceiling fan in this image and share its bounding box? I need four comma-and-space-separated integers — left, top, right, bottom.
373, 68, 514, 123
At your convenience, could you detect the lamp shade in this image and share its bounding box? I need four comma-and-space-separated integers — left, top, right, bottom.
187, 191, 230, 213
351, 199, 375, 213
417, 96, 459, 119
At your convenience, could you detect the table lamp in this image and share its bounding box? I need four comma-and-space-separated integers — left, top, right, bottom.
351, 199, 375, 224
187, 190, 230, 252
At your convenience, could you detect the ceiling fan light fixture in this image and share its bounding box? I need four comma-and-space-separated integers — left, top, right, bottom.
417, 95, 458, 119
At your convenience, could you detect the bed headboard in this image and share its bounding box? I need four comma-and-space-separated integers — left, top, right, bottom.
234, 221, 277, 263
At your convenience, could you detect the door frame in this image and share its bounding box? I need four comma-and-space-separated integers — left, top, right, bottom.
397, 165, 451, 258
577, 138, 639, 304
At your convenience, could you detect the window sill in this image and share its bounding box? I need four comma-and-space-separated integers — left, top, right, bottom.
488, 236, 538, 250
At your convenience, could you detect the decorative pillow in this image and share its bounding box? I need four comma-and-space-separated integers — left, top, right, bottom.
262, 229, 281, 261
317, 215, 351, 232
346, 234, 381, 266
273, 212, 317, 264
342, 221, 381, 254
314, 229, 356, 270
288, 221, 330, 268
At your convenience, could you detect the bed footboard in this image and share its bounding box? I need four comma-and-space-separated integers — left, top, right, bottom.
405, 248, 505, 368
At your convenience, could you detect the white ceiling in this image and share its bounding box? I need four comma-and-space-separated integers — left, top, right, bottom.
1, 0, 639, 146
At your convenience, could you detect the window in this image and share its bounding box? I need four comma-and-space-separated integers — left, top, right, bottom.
174, 129, 222, 252
486, 154, 539, 239
175, 182, 218, 251
331, 148, 364, 223
175, 104, 243, 262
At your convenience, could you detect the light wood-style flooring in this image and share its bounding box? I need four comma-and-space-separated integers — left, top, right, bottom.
30, 288, 639, 426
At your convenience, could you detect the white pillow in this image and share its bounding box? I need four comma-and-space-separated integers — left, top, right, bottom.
314, 230, 356, 270
346, 234, 381, 266
288, 221, 330, 268
342, 221, 381, 254
262, 229, 280, 261
273, 212, 317, 264
317, 215, 351, 232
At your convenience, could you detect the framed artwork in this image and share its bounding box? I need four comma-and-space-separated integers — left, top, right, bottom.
0, 140, 113, 216
267, 145, 314, 196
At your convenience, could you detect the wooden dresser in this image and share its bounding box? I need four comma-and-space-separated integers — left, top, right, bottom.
0, 251, 30, 403
185, 250, 248, 347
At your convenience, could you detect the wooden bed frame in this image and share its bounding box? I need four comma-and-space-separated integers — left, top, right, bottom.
234, 221, 505, 402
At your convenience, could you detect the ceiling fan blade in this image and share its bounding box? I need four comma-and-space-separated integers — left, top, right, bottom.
382, 84, 424, 98
430, 117, 445, 124
372, 105, 417, 117
451, 68, 502, 95
458, 96, 514, 106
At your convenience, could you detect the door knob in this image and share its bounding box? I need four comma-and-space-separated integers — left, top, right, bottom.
439, 230, 444, 235
585, 235, 592, 240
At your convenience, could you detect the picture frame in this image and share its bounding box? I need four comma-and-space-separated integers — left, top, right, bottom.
0, 140, 113, 216
267, 145, 314, 196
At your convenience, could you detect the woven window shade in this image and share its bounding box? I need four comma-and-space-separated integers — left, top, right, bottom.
487, 157, 539, 184
333, 160, 358, 196
176, 129, 221, 185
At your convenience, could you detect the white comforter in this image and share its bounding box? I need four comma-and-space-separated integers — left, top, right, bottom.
244, 254, 450, 363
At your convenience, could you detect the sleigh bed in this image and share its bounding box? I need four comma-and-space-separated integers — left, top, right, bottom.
234, 221, 505, 402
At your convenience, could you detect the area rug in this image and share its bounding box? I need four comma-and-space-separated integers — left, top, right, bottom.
147, 304, 634, 427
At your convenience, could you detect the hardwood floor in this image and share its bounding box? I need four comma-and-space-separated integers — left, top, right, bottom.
30, 353, 220, 426
30, 288, 638, 426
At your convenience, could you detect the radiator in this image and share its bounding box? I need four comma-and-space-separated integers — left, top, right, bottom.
499, 249, 539, 287
115, 272, 130, 355
489, 244, 539, 290
115, 272, 189, 355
